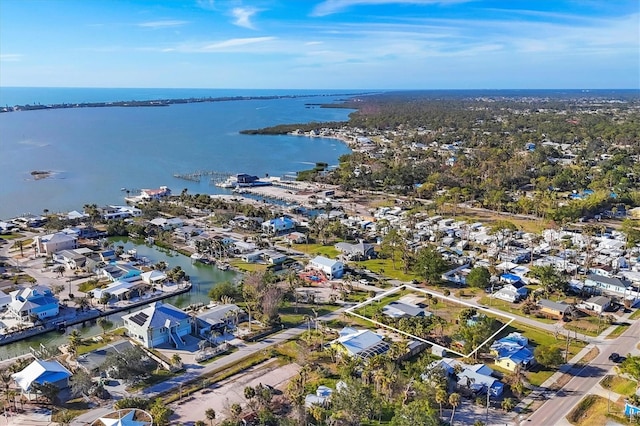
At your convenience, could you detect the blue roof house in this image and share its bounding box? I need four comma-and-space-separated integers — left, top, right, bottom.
262, 217, 296, 235
12, 359, 71, 394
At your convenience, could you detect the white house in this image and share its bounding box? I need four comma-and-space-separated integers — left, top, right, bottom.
261, 217, 296, 235
12, 359, 71, 394
578, 296, 611, 314
34, 232, 78, 255
122, 302, 192, 348
8, 286, 59, 321
308, 256, 344, 279
333, 327, 389, 359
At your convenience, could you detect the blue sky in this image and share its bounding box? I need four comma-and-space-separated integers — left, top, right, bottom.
0, 0, 638, 89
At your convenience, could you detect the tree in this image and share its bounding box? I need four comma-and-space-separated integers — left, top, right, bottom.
534, 345, 564, 369
70, 369, 94, 397
330, 379, 379, 425
413, 245, 448, 285
205, 408, 216, 426
149, 398, 172, 426
449, 392, 461, 425
466, 266, 491, 288
56, 410, 76, 426
529, 265, 567, 296
68, 329, 82, 357
390, 399, 439, 426
435, 387, 448, 420
31, 382, 59, 405
618, 355, 640, 391
501, 397, 515, 412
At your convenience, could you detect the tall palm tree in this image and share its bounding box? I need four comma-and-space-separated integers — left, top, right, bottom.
435, 387, 447, 419
449, 392, 461, 425
205, 408, 216, 426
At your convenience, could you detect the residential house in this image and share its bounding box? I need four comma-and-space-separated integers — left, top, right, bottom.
625, 400, 640, 418
334, 241, 376, 260
53, 250, 87, 270
8, 285, 59, 321
457, 365, 504, 396
490, 332, 535, 371
578, 296, 612, 314
149, 217, 184, 230
140, 270, 167, 285
262, 250, 288, 265
122, 302, 192, 349
195, 304, 246, 336
12, 359, 71, 394
538, 299, 573, 320
99, 263, 142, 282
305, 385, 333, 408
308, 256, 344, 279
585, 274, 634, 297
382, 301, 429, 319
492, 278, 529, 303
34, 232, 78, 256
91, 280, 136, 301
262, 217, 296, 235
140, 186, 171, 200
333, 327, 389, 359
284, 232, 307, 244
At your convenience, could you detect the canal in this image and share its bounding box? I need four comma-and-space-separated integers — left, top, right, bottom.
0, 238, 238, 360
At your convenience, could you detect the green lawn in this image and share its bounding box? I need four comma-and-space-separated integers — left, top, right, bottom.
606, 323, 631, 340
564, 316, 610, 337
294, 243, 340, 258
600, 375, 639, 397
629, 309, 640, 320
353, 258, 419, 282
477, 297, 555, 324
279, 304, 342, 328
228, 259, 268, 272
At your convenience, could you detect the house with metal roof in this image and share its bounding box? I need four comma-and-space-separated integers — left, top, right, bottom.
261, 216, 296, 235
333, 327, 389, 359
122, 302, 192, 348
12, 359, 71, 393
538, 299, 573, 319
34, 232, 78, 255
334, 241, 376, 260
308, 256, 343, 279
76, 340, 135, 373
585, 274, 633, 296
382, 301, 429, 319
8, 285, 59, 322
490, 332, 535, 372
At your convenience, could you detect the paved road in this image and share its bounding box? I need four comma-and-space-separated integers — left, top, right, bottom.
525, 317, 640, 426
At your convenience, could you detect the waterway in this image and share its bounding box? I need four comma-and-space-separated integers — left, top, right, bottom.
0, 88, 355, 218
0, 238, 237, 360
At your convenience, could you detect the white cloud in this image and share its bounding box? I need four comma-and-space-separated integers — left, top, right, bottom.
311, 0, 471, 17
138, 20, 189, 28
201, 36, 277, 51
0, 54, 23, 62
231, 7, 259, 29
196, 0, 217, 11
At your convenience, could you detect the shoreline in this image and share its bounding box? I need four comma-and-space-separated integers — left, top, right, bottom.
0, 92, 363, 113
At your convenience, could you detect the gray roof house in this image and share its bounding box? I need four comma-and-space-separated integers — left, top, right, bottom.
585, 274, 633, 296
123, 302, 192, 349
334, 241, 376, 260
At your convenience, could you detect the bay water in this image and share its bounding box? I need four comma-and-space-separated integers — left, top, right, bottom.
0, 88, 356, 218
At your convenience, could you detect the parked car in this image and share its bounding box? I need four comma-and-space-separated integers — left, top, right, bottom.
609, 353, 624, 363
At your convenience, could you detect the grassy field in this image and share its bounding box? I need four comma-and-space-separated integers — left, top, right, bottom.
279, 304, 342, 328
228, 259, 268, 272
353, 258, 419, 282
75, 328, 127, 355
564, 316, 610, 337
477, 296, 555, 324
567, 394, 630, 426
629, 309, 640, 320
600, 375, 639, 397
293, 243, 340, 258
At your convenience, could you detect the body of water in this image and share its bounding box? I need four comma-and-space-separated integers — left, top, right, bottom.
0, 238, 237, 360
0, 88, 356, 218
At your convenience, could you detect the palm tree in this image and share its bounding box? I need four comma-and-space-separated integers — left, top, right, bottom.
204, 408, 216, 426
435, 387, 447, 419
501, 397, 515, 412
68, 329, 82, 357
449, 392, 461, 425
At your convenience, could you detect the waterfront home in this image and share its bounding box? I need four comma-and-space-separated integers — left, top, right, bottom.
8, 285, 59, 321
123, 302, 192, 348
334, 241, 376, 260
538, 299, 573, 320
149, 217, 184, 230
34, 232, 78, 256
11, 214, 46, 229
91, 280, 135, 301
12, 359, 71, 394
333, 327, 389, 359
261, 216, 296, 235
99, 263, 142, 282
140, 270, 167, 285
308, 256, 344, 279
98, 206, 136, 220
0, 221, 17, 233
195, 304, 246, 336
140, 186, 171, 200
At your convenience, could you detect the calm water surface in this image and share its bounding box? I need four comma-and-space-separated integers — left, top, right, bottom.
0, 89, 354, 218
0, 238, 237, 360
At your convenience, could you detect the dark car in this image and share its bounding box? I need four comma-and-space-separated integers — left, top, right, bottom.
609, 353, 621, 362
